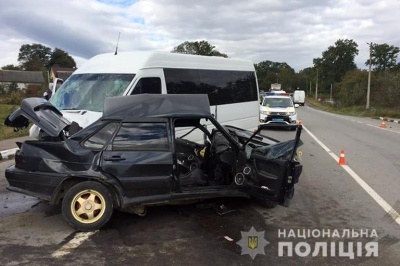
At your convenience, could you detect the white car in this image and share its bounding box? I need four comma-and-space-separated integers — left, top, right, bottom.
259, 94, 299, 129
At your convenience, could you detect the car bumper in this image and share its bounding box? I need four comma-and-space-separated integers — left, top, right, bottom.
259, 114, 298, 125
5, 165, 65, 202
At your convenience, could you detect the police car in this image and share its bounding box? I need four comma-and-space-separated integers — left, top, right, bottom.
259, 92, 299, 129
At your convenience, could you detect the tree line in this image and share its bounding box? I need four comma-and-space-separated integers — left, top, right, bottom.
173, 40, 400, 109
1, 44, 76, 104
2, 40, 399, 109
2, 43, 76, 71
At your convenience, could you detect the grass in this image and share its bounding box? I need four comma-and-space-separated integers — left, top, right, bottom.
306, 97, 400, 119
0, 104, 29, 140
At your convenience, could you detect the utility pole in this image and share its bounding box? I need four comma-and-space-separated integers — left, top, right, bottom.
315, 69, 319, 100
366, 42, 372, 109
330, 84, 333, 101
305, 77, 307, 91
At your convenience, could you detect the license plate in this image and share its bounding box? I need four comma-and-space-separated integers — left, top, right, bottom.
272, 118, 284, 121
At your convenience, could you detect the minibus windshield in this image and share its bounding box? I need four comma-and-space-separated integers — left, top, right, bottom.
50, 73, 135, 112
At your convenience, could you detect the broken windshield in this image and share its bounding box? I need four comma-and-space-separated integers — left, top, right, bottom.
50, 73, 135, 112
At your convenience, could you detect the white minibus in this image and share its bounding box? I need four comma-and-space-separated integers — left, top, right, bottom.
31, 51, 260, 138
293, 90, 305, 106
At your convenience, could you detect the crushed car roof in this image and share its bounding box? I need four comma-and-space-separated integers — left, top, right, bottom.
103, 94, 212, 119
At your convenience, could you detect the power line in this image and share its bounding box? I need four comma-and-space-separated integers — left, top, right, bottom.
78, 0, 137, 30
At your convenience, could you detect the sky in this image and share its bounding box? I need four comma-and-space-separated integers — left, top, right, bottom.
1, 0, 399, 72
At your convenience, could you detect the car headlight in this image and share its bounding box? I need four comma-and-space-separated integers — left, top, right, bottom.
261, 111, 270, 115
287, 111, 296, 116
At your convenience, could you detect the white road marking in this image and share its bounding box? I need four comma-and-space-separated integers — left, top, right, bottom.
366, 124, 400, 134
302, 125, 400, 226
52, 231, 97, 258
304, 106, 400, 133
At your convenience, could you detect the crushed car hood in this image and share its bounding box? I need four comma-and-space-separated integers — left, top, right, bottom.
5, 97, 71, 137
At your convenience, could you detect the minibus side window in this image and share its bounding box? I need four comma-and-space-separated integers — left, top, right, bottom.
164, 68, 258, 105
131, 77, 161, 94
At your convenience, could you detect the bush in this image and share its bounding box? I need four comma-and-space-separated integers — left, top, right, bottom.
337, 70, 368, 107
4, 91, 24, 105
0, 104, 29, 140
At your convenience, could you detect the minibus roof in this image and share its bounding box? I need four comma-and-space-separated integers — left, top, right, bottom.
74, 51, 255, 74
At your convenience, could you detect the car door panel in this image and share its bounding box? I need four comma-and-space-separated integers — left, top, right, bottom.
101, 150, 173, 197
251, 154, 289, 197
239, 125, 303, 205
100, 122, 173, 198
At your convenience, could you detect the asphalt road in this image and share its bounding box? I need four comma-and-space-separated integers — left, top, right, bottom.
0, 105, 399, 265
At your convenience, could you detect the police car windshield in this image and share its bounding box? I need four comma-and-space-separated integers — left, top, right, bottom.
50, 73, 135, 112
262, 97, 293, 108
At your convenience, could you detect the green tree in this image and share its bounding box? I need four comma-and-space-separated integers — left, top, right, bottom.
337, 69, 368, 106
18, 43, 51, 71
365, 43, 400, 72
1, 64, 21, 70
298, 67, 316, 94
313, 39, 359, 91
381, 72, 400, 107
172, 40, 228, 58
255, 60, 295, 91
368, 71, 400, 107
0, 84, 6, 95
48, 48, 77, 68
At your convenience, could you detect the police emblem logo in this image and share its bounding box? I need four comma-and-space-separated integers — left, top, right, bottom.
237, 226, 269, 260
248, 236, 258, 249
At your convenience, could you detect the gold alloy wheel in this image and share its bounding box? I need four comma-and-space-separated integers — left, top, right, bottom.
70, 189, 106, 224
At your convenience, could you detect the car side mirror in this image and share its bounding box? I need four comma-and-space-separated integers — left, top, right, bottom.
294, 104, 300, 108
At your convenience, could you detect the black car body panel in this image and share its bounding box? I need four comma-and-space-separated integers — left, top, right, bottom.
5, 97, 71, 137
103, 94, 212, 119
5, 94, 303, 211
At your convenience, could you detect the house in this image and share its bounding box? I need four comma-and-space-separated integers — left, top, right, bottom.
0, 70, 45, 84
0, 70, 45, 91
49, 66, 76, 82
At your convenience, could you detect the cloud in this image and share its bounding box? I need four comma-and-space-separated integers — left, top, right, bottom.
0, 0, 399, 71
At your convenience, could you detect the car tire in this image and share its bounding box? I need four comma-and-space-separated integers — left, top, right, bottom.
62, 181, 114, 231
257, 198, 278, 209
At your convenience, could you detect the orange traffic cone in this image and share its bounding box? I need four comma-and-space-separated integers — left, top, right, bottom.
338, 150, 346, 165
298, 119, 302, 125
380, 121, 387, 128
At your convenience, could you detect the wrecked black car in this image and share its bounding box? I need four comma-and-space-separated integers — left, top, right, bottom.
4, 94, 303, 231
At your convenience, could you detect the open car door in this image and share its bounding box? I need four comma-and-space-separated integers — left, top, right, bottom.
242, 125, 303, 206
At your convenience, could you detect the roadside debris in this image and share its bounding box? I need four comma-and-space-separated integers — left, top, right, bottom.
215, 204, 236, 216
224, 236, 234, 241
